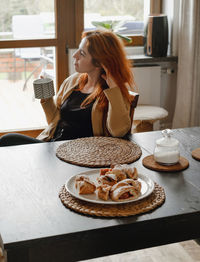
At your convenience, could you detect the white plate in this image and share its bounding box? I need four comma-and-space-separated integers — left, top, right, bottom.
65, 169, 155, 205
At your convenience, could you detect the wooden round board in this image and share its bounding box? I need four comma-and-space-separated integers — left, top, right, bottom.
192, 148, 200, 161
142, 155, 189, 172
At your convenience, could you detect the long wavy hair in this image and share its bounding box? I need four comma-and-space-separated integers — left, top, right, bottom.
78, 29, 135, 109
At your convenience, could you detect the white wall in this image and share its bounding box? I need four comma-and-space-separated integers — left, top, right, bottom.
132, 66, 161, 106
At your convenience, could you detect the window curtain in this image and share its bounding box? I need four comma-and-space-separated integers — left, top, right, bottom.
172, 0, 200, 128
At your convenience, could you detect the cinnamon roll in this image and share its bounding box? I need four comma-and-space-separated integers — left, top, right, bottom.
112, 164, 138, 180
110, 185, 141, 202
110, 179, 141, 193
97, 173, 118, 186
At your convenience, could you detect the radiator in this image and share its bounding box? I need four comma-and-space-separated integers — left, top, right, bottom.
131, 66, 161, 106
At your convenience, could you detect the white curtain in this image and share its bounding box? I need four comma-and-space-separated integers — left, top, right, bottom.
172, 0, 200, 128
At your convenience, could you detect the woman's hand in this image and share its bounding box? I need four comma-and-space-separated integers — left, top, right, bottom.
39, 75, 48, 103
101, 65, 118, 88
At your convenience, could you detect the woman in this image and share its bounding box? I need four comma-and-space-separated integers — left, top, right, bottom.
0, 29, 135, 146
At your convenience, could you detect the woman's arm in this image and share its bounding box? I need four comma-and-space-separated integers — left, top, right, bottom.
40, 77, 70, 125
40, 73, 81, 127
104, 87, 131, 137
40, 97, 58, 125
101, 66, 131, 137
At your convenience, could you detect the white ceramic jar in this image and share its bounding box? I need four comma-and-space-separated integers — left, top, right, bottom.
154, 129, 180, 165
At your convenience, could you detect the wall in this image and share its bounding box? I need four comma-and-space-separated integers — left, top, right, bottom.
132, 60, 177, 129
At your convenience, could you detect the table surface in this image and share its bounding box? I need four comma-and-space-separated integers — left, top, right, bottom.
0, 127, 200, 262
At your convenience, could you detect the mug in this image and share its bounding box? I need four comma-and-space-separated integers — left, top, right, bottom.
33, 78, 55, 99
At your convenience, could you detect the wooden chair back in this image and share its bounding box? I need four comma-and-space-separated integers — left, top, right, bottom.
129, 91, 139, 117
129, 91, 139, 133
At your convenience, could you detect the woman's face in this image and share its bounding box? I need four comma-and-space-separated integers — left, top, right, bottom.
73, 38, 99, 74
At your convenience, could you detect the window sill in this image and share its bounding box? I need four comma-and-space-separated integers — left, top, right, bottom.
125, 46, 144, 56
0, 127, 47, 138
125, 46, 178, 66
123, 35, 144, 47
128, 55, 178, 67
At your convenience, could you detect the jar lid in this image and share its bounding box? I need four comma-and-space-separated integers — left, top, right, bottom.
156, 129, 179, 147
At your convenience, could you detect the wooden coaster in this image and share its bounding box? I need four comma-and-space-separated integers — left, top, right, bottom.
142, 155, 189, 172
192, 148, 200, 161
56, 136, 142, 167
59, 183, 165, 217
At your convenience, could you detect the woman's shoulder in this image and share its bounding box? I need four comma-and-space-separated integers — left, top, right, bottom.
63, 72, 82, 86
58, 72, 82, 94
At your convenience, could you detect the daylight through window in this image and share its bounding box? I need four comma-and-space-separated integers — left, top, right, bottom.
84, 0, 145, 36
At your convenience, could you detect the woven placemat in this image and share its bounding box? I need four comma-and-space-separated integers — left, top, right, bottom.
142, 155, 189, 172
59, 183, 165, 217
56, 137, 142, 167
192, 148, 200, 161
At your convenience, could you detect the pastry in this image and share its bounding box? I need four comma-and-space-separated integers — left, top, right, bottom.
106, 169, 127, 181
96, 185, 111, 201
112, 164, 138, 179
124, 178, 141, 192
100, 168, 112, 176
75, 175, 96, 194
125, 167, 138, 179
110, 185, 141, 202
110, 180, 130, 193
110, 178, 141, 193
97, 173, 118, 186
76, 180, 96, 194
75, 175, 89, 188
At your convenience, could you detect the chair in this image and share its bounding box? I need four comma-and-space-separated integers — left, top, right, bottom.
129, 91, 139, 132
131, 66, 169, 133
132, 105, 168, 133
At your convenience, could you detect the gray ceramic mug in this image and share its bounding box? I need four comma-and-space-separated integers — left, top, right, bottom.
33, 78, 55, 99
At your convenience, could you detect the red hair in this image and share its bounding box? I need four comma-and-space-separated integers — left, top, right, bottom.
78, 29, 135, 109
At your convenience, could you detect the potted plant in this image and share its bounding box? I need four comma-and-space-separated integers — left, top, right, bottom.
91, 20, 132, 43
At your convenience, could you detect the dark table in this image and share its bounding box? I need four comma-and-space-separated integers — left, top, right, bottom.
0, 127, 200, 262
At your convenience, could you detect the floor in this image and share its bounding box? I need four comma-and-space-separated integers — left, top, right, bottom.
80, 240, 200, 262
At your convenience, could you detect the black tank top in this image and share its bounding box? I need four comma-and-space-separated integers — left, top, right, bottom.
52, 90, 94, 141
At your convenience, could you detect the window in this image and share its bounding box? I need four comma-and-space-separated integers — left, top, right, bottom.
84, 0, 162, 46
0, 3, 55, 40
84, 0, 146, 46
0, 0, 55, 130
0, 0, 81, 133
84, 0, 144, 34
0, 46, 55, 130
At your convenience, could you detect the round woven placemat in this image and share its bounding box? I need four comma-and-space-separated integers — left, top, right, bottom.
192, 148, 200, 161
142, 155, 189, 172
59, 183, 165, 217
56, 137, 142, 167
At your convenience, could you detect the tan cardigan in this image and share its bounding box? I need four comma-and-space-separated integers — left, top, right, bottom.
37, 73, 131, 141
